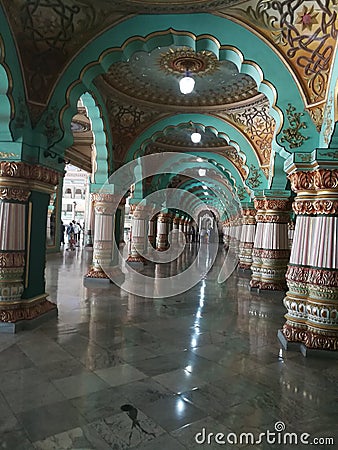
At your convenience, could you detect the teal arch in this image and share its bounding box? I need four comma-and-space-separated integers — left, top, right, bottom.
80, 92, 110, 185
39, 15, 319, 158
0, 5, 28, 152
319, 49, 338, 148
137, 122, 249, 178
124, 113, 269, 191
149, 154, 244, 217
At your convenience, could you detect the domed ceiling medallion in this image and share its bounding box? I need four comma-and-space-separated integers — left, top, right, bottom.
159, 47, 220, 76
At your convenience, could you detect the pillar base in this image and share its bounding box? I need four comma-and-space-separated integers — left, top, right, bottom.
85, 266, 110, 279
126, 254, 147, 262
0, 295, 57, 333
250, 279, 287, 291
84, 265, 125, 285
278, 329, 338, 358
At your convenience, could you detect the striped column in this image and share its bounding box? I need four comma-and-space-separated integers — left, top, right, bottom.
282, 169, 338, 351
85, 193, 119, 278
127, 204, 150, 263
223, 220, 230, 249
170, 214, 180, 247
178, 216, 186, 247
148, 214, 157, 248
250, 197, 291, 290
239, 206, 256, 270
156, 212, 171, 251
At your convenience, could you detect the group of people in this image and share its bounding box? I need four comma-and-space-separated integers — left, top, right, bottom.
60, 220, 83, 250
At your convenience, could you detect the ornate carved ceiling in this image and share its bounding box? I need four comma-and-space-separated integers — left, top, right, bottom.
101, 46, 258, 110
1, 1, 336, 179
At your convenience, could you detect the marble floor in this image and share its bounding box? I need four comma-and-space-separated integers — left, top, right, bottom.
0, 245, 337, 449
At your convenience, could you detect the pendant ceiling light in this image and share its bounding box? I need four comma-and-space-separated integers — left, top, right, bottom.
179, 71, 195, 94
191, 131, 201, 143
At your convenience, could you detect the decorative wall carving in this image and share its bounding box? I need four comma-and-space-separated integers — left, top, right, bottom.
247, 164, 262, 188
226, 100, 274, 166
229, 0, 338, 119
280, 104, 309, 148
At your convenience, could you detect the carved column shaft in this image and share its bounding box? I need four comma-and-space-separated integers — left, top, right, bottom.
86, 193, 117, 278
156, 212, 171, 251
239, 207, 256, 269
127, 204, 151, 263
148, 216, 156, 248
250, 197, 291, 291
282, 169, 338, 351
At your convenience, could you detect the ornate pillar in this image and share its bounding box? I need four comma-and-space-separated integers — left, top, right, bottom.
281, 168, 338, 352
148, 214, 157, 248
250, 195, 291, 291
127, 204, 148, 264
170, 214, 180, 247
117, 197, 126, 246
85, 193, 119, 279
0, 162, 59, 332
84, 192, 94, 247
179, 216, 186, 246
239, 206, 256, 270
156, 212, 171, 251
223, 220, 230, 249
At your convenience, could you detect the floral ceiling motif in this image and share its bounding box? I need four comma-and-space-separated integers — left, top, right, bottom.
218, 95, 275, 174
226, 0, 338, 129
101, 46, 258, 109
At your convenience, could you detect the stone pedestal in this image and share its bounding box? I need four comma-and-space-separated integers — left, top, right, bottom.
281, 168, 338, 351
250, 196, 291, 291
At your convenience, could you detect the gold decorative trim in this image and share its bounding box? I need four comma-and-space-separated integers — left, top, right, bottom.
0, 252, 25, 268
159, 47, 220, 76
0, 187, 30, 202
85, 266, 110, 278
293, 199, 338, 215
0, 296, 56, 323
0, 162, 59, 186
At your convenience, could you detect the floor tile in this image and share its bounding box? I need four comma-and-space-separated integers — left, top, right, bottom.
153, 368, 207, 394
17, 400, 86, 442
70, 387, 130, 422
0, 344, 33, 373
3, 381, 66, 414
52, 372, 109, 399
33, 425, 111, 450
95, 364, 147, 387
88, 409, 165, 448
0, 429, 35, 450
139, 396, 207, 432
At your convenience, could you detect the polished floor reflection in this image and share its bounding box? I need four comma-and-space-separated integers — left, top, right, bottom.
0, 245, 337, 449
